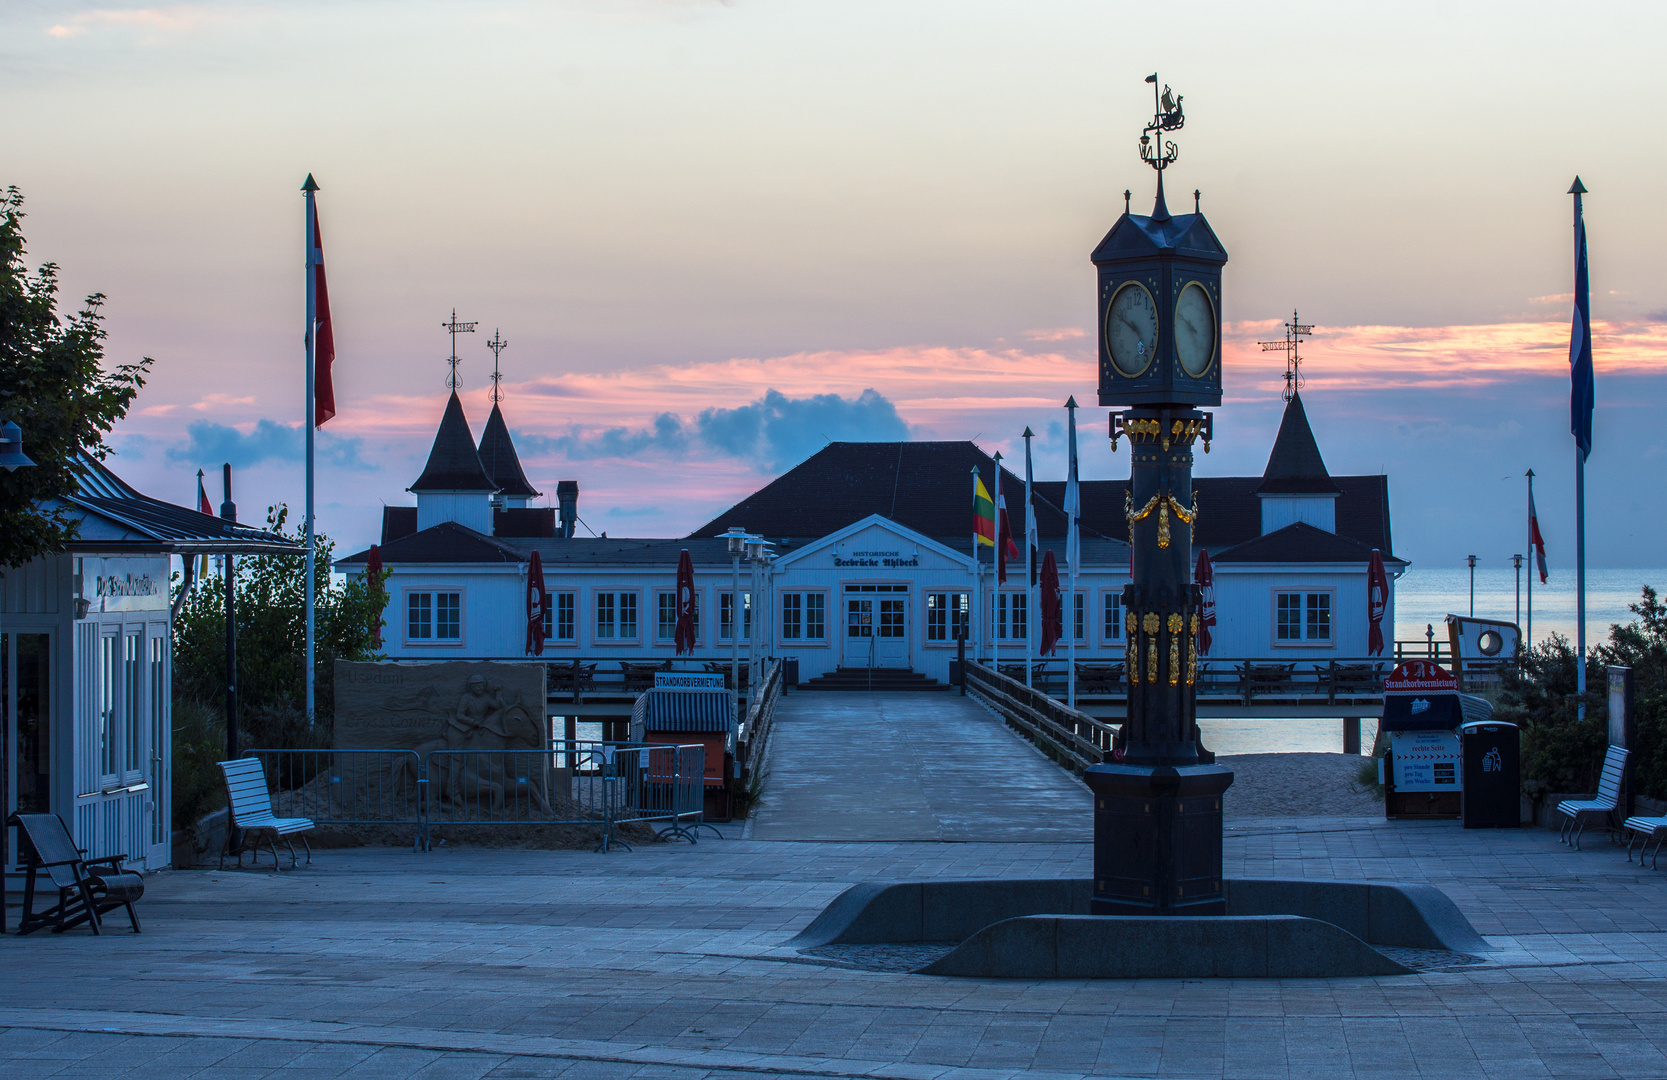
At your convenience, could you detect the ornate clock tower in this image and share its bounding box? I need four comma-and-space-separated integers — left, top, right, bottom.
1084, 76, 1234, 917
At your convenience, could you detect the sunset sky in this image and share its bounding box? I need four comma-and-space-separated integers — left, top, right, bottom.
5, 0, 1665, 568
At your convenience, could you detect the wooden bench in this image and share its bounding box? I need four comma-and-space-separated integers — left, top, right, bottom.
8, 812, 143, 935
1623, 814, 1667, 870
1556, 745, 1629, 850
219, 758, 316, 870
1237, 662, 1297, 704
1075, 663, 1123, 695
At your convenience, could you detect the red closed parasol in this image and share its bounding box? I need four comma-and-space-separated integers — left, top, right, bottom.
674, 548, 697, 655
1194, 548, 1216, 656
1039, 549, 1063, 655
525, 549, 547, 656
1367, 548, 1389, 656
365, 544, 384, 648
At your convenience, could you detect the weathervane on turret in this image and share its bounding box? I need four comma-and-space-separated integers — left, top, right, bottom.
442, 308, 478, 390
486, 328, 509, 403
1138, 73, 1184, 220
1257, 310, 1314, 403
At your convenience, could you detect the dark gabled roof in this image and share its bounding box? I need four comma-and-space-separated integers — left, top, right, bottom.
1212, 521, 1403, 565
1090, 208, 1228, 265
477, 404, 540, 499
688, 441, 1085, 545
382, 506, 418, 546
63, 454, 299, 554
494, 508, 556, 538
1035, 474, 1394, 557
339, 521, 522, 566
1255, 393, 1339, 495
409, 392, 496, 493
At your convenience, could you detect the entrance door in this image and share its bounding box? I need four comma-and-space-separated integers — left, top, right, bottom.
844, 597, 875, 668
146, 629, 171, 867
875, 597, 909, 668
4, 631, 53, 873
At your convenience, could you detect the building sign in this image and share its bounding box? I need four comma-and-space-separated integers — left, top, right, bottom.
82, 557, 169, 612
1384, 659, 1458, 695
1390, 729, 1461, 792
834, 549, 919, 568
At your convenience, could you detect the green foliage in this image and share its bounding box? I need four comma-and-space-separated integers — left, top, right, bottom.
172, 504, 387, 745
0, 187, 152, 568
1494, 585, 1666, 802
171, 698, 228, 829
1595, 586, 1667, 801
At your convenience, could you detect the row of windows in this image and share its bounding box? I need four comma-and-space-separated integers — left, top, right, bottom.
404, 587, 1337, 645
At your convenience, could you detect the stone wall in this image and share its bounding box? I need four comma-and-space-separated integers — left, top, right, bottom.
334, 660, 547, 751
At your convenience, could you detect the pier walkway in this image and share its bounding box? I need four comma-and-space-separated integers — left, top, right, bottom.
748, 691, 1091, 843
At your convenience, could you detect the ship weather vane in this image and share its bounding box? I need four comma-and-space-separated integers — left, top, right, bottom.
1139, 73, 1184, 174
1258, 310, 1314, 402
485, 328, 509, 403
442, 308, 478, 390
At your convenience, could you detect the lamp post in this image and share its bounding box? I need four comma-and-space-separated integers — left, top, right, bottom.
1511, 554, 1523, 630
0, 419, 33, 933
746, 537, 764, 694
0, 420, 37, 472
725, 527, 745, 704
1467, 555, 1477, 617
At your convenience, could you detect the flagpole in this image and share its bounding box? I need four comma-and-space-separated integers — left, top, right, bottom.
1065, 397, 1080, 712
991, 453, 1001, 679
1569, 177, 1593, 720
1526, 469, 1535, 647
1023, 427, 1035, 690
303, 175, 318, 726
971, 466, 981, 671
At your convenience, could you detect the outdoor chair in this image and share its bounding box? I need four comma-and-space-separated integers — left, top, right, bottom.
1075, 663, 1123, 694
219, 758, 315, 870
8, 812, 143, 935
1555, 745, 1629, 850
1623, 815, 1667, 870
621, 660, 672, 692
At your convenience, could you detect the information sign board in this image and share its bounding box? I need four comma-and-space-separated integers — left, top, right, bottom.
1390, 729, 1462, 792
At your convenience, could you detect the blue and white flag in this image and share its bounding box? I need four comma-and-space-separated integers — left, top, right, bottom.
1064, 397, 1081, 579
1570, 178, 1594, 460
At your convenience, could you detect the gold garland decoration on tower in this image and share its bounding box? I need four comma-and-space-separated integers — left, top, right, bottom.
1167, 613, 1183, 686
1143, 611, 1160, 683
1125, 610, 1138, 682
1187, 613, 1199, 685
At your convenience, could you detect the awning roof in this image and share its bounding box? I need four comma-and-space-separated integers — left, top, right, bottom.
638, 688, 735, 733
61, 454, 302, 556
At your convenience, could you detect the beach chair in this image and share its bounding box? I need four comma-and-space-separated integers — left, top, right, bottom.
1623, 816, 1667, 870
1555, 745, 1628, 850
219, 758, 315, 869
8, 812, 144, 935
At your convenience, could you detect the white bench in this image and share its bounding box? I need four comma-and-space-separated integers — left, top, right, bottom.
219, 758, 315, 870
1623, 816, 1667, 870
1555, 745, 1629, 850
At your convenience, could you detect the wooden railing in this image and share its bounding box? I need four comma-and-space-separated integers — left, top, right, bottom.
963, 661, 1116, 773
735, 659, 783, 791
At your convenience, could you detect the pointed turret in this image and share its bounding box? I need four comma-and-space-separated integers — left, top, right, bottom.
1254, 392, 1340, 536
477, 404, 540, 506
1255, 393, 1339, 495
410, 392, 496, 533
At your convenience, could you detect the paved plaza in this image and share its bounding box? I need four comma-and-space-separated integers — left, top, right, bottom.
3, 697, 1666, 1079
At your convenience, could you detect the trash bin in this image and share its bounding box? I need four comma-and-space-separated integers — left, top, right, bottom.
1460, 720, 1520, 828
782, 657, 799, 688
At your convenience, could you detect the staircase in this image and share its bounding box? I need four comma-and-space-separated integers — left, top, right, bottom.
798, 666, 949, 692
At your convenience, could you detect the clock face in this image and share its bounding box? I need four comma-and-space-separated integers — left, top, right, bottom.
1106, 282, 1158, 377
1174, 281, 1217, 377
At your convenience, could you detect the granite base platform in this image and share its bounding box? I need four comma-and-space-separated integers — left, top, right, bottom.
788, 877, 1490, 978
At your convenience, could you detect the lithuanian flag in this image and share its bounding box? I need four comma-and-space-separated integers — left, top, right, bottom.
973, 475, 997, 547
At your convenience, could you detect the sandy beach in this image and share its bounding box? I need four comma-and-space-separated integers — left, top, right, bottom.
1218, 752, 1382, 818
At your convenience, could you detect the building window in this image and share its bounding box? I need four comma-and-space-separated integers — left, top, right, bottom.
1073, 592, 1086, 641
124, 632, 142, 773
996, 593, 1028, 640
406, 591, 462, 642
720, 591, 751, 640
544, 591, 575, 641
1276, 591, 1332, 642
926, 592, 970, 642
100, 632, 117, 778
657, 592, 678, 641
1104, 592, 1123, 640
595, 591, 638, 640
780, 592, 826, 641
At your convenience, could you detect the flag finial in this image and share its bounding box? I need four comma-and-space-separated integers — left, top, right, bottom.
302, 174, 319, 192
1022, 426, 1034, 438
1568, 176, 1587, 195
1064, 395, 1078, 409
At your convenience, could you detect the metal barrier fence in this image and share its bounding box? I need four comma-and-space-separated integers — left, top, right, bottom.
241, 741, 707, 853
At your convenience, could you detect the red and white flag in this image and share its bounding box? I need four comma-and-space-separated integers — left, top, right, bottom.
311, 211, 336, 426
1528, 486, 1548, 584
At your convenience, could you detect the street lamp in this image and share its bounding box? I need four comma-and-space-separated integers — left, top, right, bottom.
1467, 555, 1477, 617
724, 527, 747, 699
0, 420, 37, 471
1511, 554, 1523, 630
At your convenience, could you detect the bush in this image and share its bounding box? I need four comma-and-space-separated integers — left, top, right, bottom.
172, 699, 227, 830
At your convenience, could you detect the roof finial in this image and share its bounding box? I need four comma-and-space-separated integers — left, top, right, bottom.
1138, 73, 1184, 221
442, 308, 478, 391
1124, 189, 1132, 214
486, 328, 509, 404
1258, 309, 1315, 402
1194, 189, 1201, 213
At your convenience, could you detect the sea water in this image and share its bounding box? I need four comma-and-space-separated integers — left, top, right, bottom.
1202, 565, 1665, 755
